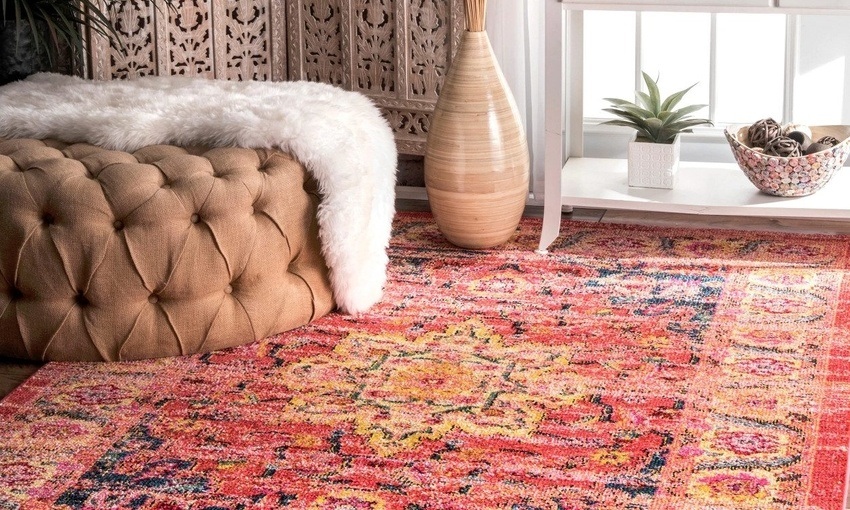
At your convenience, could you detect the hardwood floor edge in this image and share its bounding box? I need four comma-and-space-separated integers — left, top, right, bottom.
0, 362, 42, 400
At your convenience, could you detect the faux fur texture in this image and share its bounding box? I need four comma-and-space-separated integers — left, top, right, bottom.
0, 73, 398, 314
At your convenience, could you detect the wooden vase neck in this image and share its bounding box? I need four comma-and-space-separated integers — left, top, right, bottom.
442, 30, 516, 118
464, 0, 487, 32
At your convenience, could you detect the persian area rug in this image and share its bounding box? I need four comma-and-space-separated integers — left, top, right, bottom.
1, 212, 848, 509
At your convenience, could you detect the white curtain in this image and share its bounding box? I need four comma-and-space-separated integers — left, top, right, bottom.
486, 0, 546, 200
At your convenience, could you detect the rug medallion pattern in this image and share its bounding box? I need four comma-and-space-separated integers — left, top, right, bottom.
0, 212, 848, 509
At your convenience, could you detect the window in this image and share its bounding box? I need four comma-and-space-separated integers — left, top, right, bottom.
538, 3, 850, 252
582, 11, 850, 159
584, 11, 785, 126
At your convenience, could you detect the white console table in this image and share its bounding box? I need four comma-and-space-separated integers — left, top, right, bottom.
537, 0, 850, 253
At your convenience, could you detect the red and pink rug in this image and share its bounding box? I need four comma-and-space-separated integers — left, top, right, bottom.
1, 212, 849, 509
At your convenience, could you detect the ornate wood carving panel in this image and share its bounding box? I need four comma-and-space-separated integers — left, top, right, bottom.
88, 0, 461, 154
286, 0, 345, 85
352, 0, 396, 95
89, 0, 286, 80
212, 0, 284, 80
391, 0, 462, 153
407, 0, 456, 101
167, 0, 214, 76
288, 0, 462, 154
89, 0, 158, 79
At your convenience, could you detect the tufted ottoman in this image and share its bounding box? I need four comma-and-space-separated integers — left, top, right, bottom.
0, 138, 335, 361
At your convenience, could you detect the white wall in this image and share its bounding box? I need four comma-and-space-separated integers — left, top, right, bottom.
486, 0, 546, 199
795, 15, 850, 124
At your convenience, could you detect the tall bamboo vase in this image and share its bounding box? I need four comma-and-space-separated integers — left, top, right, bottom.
423, 0, 530, 249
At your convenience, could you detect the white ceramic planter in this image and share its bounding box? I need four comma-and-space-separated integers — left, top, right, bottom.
627, 134, 681, 189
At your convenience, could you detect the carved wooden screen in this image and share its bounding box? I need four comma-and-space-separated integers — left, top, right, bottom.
87, 0, 463, 155
89, 0, 287, 81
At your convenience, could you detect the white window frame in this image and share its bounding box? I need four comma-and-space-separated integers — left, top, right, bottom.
580, 10, 797, 162
537, 0, 850, 253
584, 11, 797, 128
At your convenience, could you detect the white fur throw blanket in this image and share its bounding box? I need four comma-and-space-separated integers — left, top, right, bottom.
0, 73, 397, 314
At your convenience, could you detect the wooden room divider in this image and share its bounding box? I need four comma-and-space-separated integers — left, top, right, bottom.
88, 0, 464, 155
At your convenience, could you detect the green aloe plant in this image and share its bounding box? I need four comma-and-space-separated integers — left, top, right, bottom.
602, 72, 713, 144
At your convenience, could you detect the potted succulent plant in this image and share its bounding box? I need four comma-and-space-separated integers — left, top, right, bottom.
1, 0, 172, 85
602, 72, 712, 189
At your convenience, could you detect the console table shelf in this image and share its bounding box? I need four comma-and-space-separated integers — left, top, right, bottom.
562, 158, 850, 219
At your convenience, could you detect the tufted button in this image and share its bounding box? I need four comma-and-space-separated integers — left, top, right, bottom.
42, 213, 55, 226
74, 293, 89, 307
190, 213, 200, 224
224, 285, 233, 294
161, 183, 171, 189
113, 220, 124, 231
249, 206, 255, 215
9, 287, 22, 300
148, 294, 159, 304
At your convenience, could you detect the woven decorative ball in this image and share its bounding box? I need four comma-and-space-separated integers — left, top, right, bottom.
782, 123, 812, 139
805, 142, 830, 155
786, 131, 812, 151
747, 118, 781, 148
817, 135, 840, 147
764, 136, 802, 157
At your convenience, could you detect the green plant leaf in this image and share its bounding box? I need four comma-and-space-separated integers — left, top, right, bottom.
660, 104, 709, 127
598, 69, 714, 142
602, 110, 656, 135
601, 110, 648, 130
608, 103, 655, 120
603, 120, 654, 140
600, 119, 641, 130
43, 6, 84, 61
603, 98, 639, 108
660, 83, 697, 113
642, 72, 662, 115
635, 91, 653, 111
77, 0, 124, 47
18, 1, 45, 54
664, 118, 714, 132
643, 117, 664, 141
4, 0, 175, 65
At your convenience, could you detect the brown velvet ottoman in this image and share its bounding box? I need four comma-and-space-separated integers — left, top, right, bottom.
0, 138, 334, 361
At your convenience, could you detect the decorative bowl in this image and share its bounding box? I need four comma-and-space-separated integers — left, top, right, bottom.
724, 124, 850, 197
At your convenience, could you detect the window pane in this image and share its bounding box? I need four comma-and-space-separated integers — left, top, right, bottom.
715, 13, 785, 125
794, 15, 850, 125
583, 11, 636, 119
640, 12, 711, 118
